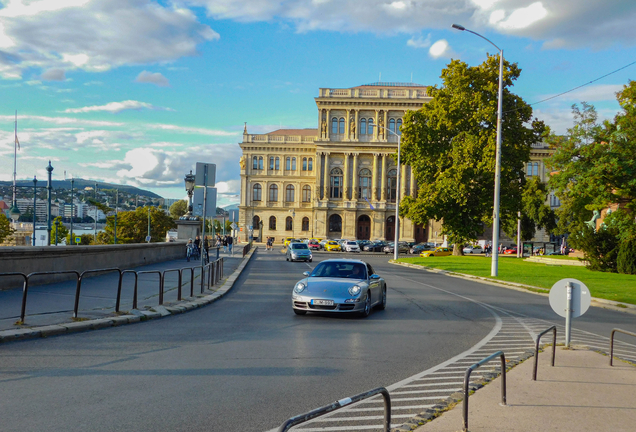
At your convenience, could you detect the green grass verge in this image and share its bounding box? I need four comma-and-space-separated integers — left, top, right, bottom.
399, 255, 636, 305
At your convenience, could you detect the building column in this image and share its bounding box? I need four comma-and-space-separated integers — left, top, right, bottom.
400, 165, 407, 199
373, 110, 379, 141
354, 110, 359, 141
352, 153, 359, 200
345, 109, 351, 141
315, 151, 322, 200
343, 153, 351, 200
372, 153, 379, 201
383, 111, 388, 141
380, 154, 387, 202
410, 167, 416, 198
323, 152, 330, 200
326, 109, 331, 141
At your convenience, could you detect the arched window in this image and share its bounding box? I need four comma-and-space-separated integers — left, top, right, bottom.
285, 216, 293, 231
269, 184, 278, 202
339, 118, 345, 134
359, 168, 372, 199
330, 167, 343, 199
360, 118, 367, 135
387, 168, 397, 202
527, 163, 532, 176
269, 216, 276, 230
275, 157, 280, 170
252, 156, 258, 170
302, 185, 311, 202
533, 162, 539, 177
258, 156, 263, 170
291, 157, 297, 170
252, 184, 262, 201
368, 118, 374, 135
389, 118, 396, 134
269, 157, 274, 170
302, 157, 307, 171
285, 184, 295, 202
253, 215, 260, 228
308, 157, 313, 171
329, 214, 342, 232
302, 217, 309, 231
397, 118, 402, 135
286, 157, 291, 171
331, 117, 338, 134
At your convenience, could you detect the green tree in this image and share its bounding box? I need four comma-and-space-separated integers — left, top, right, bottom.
0, 214, 15, 243
101, 206, 176, 243
169, 200, 188, 219
400, 55, 545, 254
502, 178, 556, 242
50, 216, 69, 245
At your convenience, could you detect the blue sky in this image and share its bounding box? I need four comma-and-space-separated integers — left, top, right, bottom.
1, 0, 635, 206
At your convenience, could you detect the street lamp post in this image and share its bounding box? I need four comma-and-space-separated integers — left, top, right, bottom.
184, 171, 195, 217
371, 124, 402, 261
32, 176, 37, 246
54, 218, 59, 245
70, 177, 74, 245
9, 111, 20, 230
452, 23, 504, 277
94, 182, 98, 243
148, 206, 151, 242
114, 189, 118, 244
46, 161, 53, 246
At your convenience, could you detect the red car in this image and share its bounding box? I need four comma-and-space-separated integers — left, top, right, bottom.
307, 241, 321, 251
503, 247, 517, 254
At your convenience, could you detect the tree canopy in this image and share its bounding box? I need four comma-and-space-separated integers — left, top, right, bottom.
169, 200, 188, 219
101, 206, 176, 244
0, 214, 15, 244
400, 55, 545, 251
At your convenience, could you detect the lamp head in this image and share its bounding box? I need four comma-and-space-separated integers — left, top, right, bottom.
184, 170, 196, 193
9, 205, 20, 222
452, 23, 465, 31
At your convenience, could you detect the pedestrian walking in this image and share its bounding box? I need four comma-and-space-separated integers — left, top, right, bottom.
228, 235, 233, 255
222, 235, 228, 253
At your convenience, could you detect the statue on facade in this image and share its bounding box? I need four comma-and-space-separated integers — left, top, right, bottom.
239, 156, 246, 170
378, 116, 385, 139
321, 119, 327, 139
349, 116, 356, 139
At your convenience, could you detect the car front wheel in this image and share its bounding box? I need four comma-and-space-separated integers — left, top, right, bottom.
376, 285, 387, 310
359, 293, 371, 318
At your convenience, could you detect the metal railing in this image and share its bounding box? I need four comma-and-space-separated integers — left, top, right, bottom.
610, 328, 636, 366
532, 326, 557, 380
0, 257, 227, 324
463, 351, 507, 432
277, 387, 391, 432
242, 241, 252, 257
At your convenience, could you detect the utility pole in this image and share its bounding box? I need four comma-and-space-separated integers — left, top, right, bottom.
114, 189, 118, 244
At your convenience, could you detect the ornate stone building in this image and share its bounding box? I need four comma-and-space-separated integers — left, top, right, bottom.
238, 82, 441, 243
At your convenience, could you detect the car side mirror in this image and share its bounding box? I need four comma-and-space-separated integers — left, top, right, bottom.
370, 274, 380, 280
303, 271, 310, 277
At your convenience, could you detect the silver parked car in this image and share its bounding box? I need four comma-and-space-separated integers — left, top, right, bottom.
291, 259, 386, 317
286, 242, 313, 262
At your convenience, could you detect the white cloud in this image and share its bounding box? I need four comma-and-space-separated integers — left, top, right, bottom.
63, 100, 174, 114
429, 39, 454, 59
145, 123, 240, 136
0, 114, 124, 126
539, 84, 625, 103
407, 34, 431, 49
490, 2, 548, 30
135, 71, 170, 87
40, 68, 66, 81
0, 0, 220, 79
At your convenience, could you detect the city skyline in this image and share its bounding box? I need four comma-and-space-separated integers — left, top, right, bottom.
0, 0, 635, 206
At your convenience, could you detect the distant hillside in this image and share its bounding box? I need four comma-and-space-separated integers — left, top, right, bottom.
0, 179, 162, 199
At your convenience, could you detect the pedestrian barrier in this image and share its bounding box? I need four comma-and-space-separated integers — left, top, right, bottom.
242, 241, 252, 257
0, 258, 229, 324
462, 351, 507, 432
277, 386, 391, 432
532, 326, 557, 380
609, 328, 636, 366
75, 268, 123, 318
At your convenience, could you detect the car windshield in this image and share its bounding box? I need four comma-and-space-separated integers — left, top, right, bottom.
346, 241, 357, 245
291, 243, 308, 250
310, 262, 367, 279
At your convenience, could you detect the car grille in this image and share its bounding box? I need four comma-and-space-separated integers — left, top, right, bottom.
294, 302, 308, 309
308, 304, 338, 310
338, 304, 355, 311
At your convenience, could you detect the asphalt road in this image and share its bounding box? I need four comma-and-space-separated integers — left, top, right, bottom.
1, 249, 635, 432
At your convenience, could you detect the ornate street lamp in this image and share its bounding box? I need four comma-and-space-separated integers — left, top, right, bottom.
46, 161, 53, 246
184, 170, 196, 217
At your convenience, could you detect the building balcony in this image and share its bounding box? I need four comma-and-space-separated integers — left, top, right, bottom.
244, 134, 318, 144
318, 87, 430, 100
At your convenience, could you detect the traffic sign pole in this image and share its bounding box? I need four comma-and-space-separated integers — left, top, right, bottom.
549, 278, 591, 348
565, 282, 572, 347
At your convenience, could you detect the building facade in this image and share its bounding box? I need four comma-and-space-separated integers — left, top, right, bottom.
238, 82, 443, 243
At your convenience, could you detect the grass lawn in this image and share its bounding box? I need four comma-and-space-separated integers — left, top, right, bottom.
399, 255, 636, 305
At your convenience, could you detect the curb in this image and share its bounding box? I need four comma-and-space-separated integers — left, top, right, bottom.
0, 247, 259, 344
390, 260, 636, 315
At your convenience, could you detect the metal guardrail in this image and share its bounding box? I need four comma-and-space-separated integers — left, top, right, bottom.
0, 257, 228, 324
277, 387, 391, 432
610, 328, 636, 366
463, 351, 507, 432
242, 241, 252, 257
533, 326, 557, 380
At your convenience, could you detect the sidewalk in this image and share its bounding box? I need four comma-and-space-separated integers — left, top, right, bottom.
413, 347, 636, 432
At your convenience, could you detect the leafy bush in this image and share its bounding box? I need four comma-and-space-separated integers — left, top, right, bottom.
617, 238, 636, 275
577, 225, 620, 272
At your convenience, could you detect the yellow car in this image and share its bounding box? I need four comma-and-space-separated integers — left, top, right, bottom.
324, 241, 341, 252
420, 247, 452, 257
283, 237, 298, 247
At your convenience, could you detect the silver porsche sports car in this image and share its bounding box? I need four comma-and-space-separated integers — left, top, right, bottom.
291, 259, 387, 317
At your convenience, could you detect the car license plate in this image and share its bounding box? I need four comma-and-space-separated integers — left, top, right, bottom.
311, 299, 334, 306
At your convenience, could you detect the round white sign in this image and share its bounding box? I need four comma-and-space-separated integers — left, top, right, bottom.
549, 278, 591, 318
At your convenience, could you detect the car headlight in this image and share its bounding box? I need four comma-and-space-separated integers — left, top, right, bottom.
348, 285, 362, 296
294, 282, 306, 294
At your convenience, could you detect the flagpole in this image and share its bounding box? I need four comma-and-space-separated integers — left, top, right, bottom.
9, 110, 21, 225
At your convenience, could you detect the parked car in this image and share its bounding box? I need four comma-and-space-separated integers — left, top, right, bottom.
410, 242, 434, 254
342, 240, 361, 253
463, 245, 484, 254
319, 239, 330, 249
291, 259, 386, 317
307, 240, 321, 251
420, 247, 452, 257
357, 240, 372, 250
363, 240, 386, 252
324, 241, 342, 252
286, 242, 313, 262
383, 241, 410, 254
284, 237, 300, 247
503, 247, 517, 255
